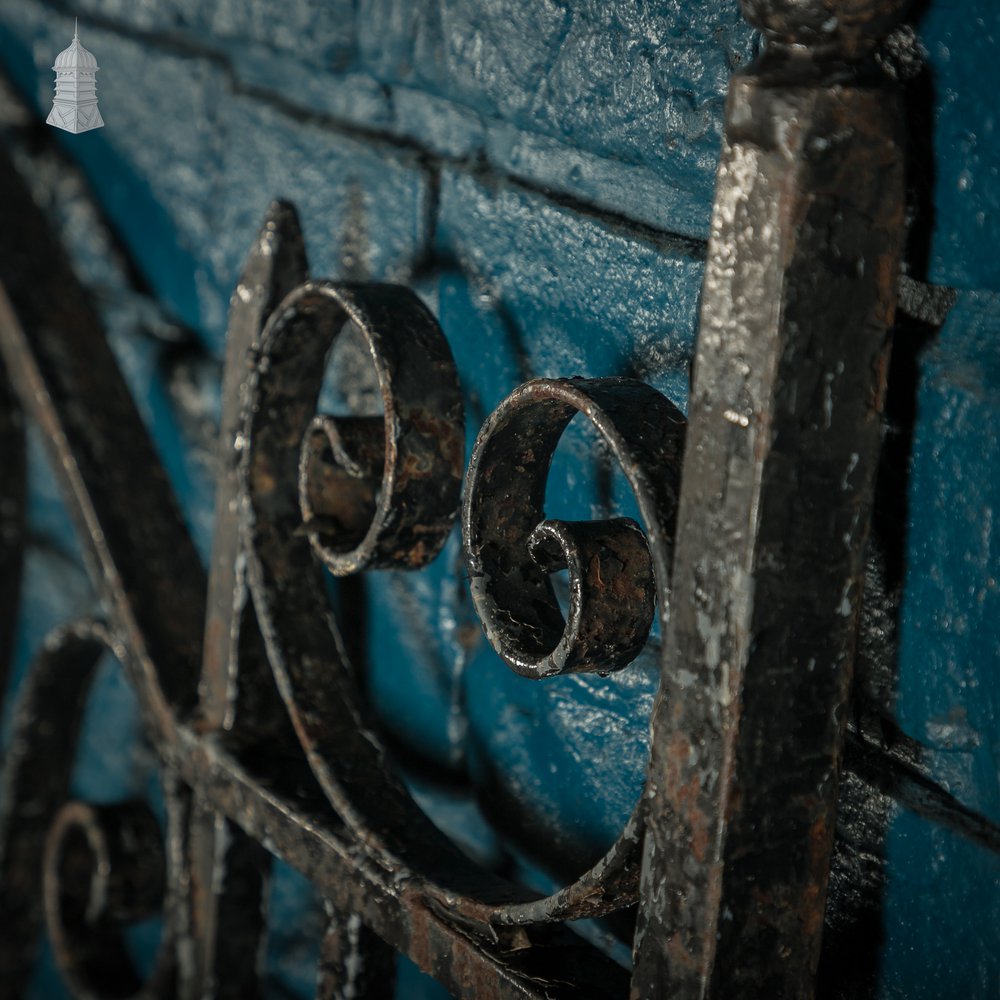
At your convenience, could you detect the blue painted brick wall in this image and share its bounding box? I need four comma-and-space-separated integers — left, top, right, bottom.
1, 0, 999, 996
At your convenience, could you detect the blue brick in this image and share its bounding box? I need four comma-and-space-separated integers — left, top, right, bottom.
484, 123, 712, 238
223, 43, 392, 126
208, 0, 356, 67
435, 168, 701, 402
210, 95, 431, 348
897, 290, 1000, 821
72, 0, 209, 34
392, 85, 486, 158
920, 0, 1000, 293
359, 0, 755, 236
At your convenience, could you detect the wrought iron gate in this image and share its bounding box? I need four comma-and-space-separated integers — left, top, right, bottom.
1, 0, 998, 997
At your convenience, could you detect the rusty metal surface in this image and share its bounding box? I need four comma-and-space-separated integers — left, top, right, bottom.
464, 377, 684, 680
200, 199, 308, 736
0, 351, 23, 704
4, 1, 996, 997
0, 143, 629, 999
193, 200, 308, 1000
0, 622, 113, 997
634, 1, 910, 997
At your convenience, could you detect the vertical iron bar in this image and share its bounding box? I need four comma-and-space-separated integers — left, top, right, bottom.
190, 202, 309, 1000
184, 796, 271, 1000
634, 2, 907, 997
199, 199, 307, 734
0, 352, 23, 697
316, 906, 397, 1000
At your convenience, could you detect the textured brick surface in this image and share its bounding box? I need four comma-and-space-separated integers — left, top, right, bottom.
355, 0, 754, 233
918, 0, 1000, 293
1, 0, 1000, 997
898, 292, 1000, 822
12, 0, 1000, 286
4, 0, 757, 243
356, 1, 752, 181
435, 169, 702, 390
212, 93, 431, 312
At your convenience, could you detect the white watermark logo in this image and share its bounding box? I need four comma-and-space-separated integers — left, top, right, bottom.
46, 19, 104, 134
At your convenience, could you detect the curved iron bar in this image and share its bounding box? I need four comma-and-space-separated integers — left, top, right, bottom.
237, 249, 684, 928
459, 377, 686, 923
0, 622, 116, 996
0, 621, 179, 1000
43, 797, 176, 1000
463, 377, 684, 680
0, 154, 632, 997
238, 276, 505, 901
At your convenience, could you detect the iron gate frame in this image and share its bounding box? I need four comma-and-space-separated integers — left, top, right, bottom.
0, 1, 988, 997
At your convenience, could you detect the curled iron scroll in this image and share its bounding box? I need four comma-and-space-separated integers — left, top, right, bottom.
0, 187, 691, 1000
0, 155, 695, 994
0, 621, 181, 1000
44, 798, 174, 1000
463, 377, 685, 679
238, 205, 688, 928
